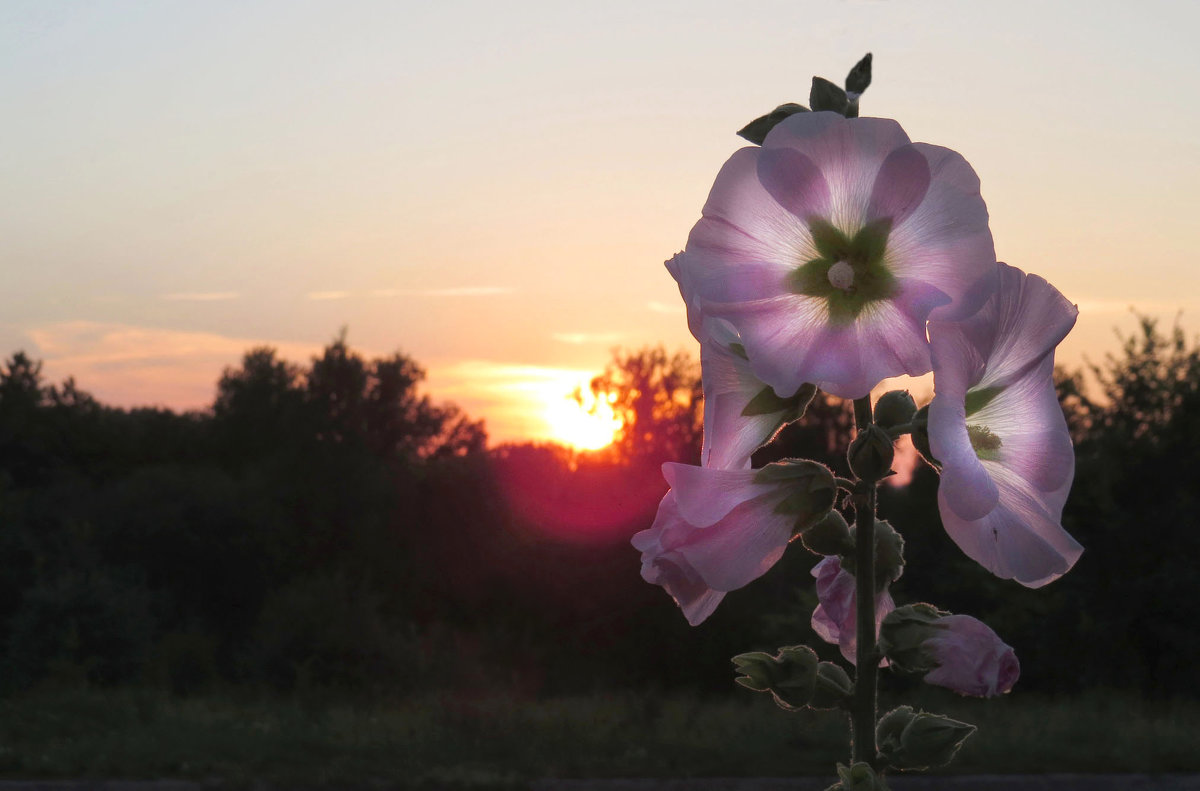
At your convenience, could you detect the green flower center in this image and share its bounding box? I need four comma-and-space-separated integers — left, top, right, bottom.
786, 217, 898, 325
967, 424, 1003, 461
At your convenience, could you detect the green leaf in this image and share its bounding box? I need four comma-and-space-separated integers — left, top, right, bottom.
845, 52, 873, 95
740, 383, 817, 418
736, 102, 810, 145
810, 77, 849, 115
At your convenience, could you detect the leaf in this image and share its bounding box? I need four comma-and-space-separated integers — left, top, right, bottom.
845, 52, 873, 96
736, 102, 809, 145
810, 77, 849, 115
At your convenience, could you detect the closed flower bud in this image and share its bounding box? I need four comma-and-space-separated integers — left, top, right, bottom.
884, 711, 976, 770
809, 661, 854, 710
878, 603, 946, 674
832, 761, 889, 791
732, 645, 819, 710
838, 520, 905, 593
799, 509, 854, 556
873, 389, 917, 429
848, 424, 895, 481
875, 705, 917, 758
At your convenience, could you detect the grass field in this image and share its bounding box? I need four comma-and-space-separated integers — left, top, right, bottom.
1, 685, 1197, 788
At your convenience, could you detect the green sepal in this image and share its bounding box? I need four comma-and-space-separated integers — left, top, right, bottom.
910, 404, 940, 469
839, 520, 905, 592
737, 102, 810, 145
798, 508, 853, 555
880, 709, 976, 771
878, 604, 947, 673
810, 76, 850, 115
848, 424, 895, 482
741, 382, 817, 418
756, 459, 836, 531
830, 761, 889, 791
732, 645, 820, 711
809, 661, 853, 710
964, 385, 1004, 416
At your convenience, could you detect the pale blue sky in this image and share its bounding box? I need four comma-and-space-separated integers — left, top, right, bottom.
2, 1, 1198, 443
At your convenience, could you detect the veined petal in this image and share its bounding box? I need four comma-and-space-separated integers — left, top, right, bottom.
867, 145, 932, 226
633, 492, 726, 625
938, 462, 1083, 587
663, 462, 775, 527
887, 144, 998, 322
700, 321, 789, 469
928, 391, 1000, 521
673, 497, 795, 592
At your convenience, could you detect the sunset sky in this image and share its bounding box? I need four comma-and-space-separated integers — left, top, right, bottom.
3, 1, 1198, 446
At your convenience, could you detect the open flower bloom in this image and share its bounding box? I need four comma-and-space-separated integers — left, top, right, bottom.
811, 555, 895, 664
923, 614, 1019, 697
700, 316, 813, 470
927, 263, 1083, 586
674, 111, 997, 399
633, 460, 833, 625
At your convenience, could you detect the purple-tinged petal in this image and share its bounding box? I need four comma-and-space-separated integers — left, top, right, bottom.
938, 461, 1083, 587
811, 555, 895, 665
868, 145, 932, 225
757, 147, 831, 222
928, 392, 1000, 521
663, 462, 775, 528
633, 492, 726, 625
674, 496, 795, 592
923, 614, 1019, 697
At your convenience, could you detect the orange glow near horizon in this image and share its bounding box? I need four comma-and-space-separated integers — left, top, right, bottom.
544, 386, 622, 452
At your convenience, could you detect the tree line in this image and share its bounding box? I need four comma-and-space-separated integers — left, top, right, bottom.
0, 319, 1195, 698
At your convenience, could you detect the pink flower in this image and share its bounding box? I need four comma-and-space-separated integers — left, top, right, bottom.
673, 111, 997, 400
632, 460, 833, 625
811, 555, 894, 664
700, 316, 812, 470
924, 615, 1019, 697
928, 263, 1083, 587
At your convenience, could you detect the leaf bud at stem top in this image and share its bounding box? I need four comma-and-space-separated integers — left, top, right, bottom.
873, 390, 917, 430
848, 425, 895, 482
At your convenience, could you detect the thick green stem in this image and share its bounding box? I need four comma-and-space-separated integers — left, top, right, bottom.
851, 395, 878, 766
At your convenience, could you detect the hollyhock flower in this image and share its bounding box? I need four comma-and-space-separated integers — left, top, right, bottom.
700, 315, 814, 470
927, 263, 1083, 587
811, 555, 895, 664
674, 111, 997, 400
923, 615, 1020, 697
880, 604, 1019, 697
632, 460, 834, 625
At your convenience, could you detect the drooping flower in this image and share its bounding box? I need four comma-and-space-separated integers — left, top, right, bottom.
810, 555, 895, 664
927, 263, 1083, 587
632, 460, 835, 625
879, 604, 1019, 697
673, 111, 997, 400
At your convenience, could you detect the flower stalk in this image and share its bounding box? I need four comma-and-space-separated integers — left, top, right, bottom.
851, 395, 878, 765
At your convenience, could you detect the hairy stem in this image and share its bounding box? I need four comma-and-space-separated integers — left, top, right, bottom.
851, 394, 878, 766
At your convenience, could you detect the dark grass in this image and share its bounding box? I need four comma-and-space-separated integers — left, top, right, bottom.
0, 685, 1196, 789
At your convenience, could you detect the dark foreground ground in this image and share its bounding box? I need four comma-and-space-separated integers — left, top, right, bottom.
3, 777, 1200, 791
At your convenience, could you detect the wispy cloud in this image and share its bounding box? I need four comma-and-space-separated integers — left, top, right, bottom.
551, 332, 622, 345
26, 321, 321, 411
647, 300, 684, 314
371, 286, 515, 298
161, 292, 241, 302
1076, 299, 1193, 315
307, 291, 351, 301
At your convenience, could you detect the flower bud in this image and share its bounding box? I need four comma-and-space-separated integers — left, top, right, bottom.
878, 604, 946, 674
809, 661, 853, 710
848, 424, 895, 481
910, 404, 939, 468
878, 608, 1020, 697
838, 520, 905, 593
880, 710, 976, 770
756, 459, 837, 532
732, 645, 819, 711
875, 705, 917, 758
831, 761, 889, 791
873, 389, 917, 430
798, 509, 853, 556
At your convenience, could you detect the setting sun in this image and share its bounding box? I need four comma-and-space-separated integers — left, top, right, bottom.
545, 387, 622, 451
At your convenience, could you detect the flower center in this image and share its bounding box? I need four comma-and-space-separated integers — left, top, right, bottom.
827, 260, 855, 291
967, 424, 1003, 461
